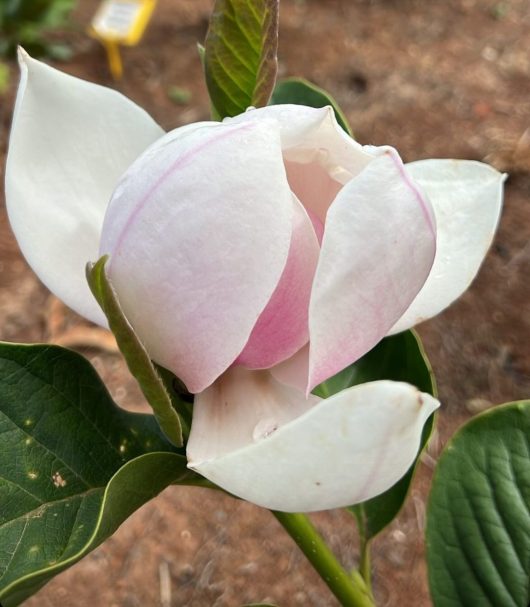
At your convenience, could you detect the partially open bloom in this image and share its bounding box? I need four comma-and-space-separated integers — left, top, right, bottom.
5, 52, 504, 511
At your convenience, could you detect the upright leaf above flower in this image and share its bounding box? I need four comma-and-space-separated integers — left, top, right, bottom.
204, 0, 279, 118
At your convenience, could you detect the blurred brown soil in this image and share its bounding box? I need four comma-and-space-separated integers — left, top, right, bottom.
1, 0, 529, 605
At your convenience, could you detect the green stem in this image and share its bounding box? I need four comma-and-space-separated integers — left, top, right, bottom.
351, 504, 373, 597
273, 512, 376, 607
358, 538, 372, 596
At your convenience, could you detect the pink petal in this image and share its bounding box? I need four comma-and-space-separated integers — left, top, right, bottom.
236, 195, 320, 369
308, 147, 437, 391
100, 120, 293, 393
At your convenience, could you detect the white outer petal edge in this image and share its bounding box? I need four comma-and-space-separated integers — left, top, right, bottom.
390, 159, 506, 334
5, 50, 164, 325
188, 379, 439, 512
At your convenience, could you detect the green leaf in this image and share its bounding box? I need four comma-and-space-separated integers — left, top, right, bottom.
313, 330, 436, 540
0, 342, 196, 606
313, 330, 435, 402
270, 77, 352, 136
204, 0, 279, 118
427, 401, 530, 607
87, 256, 186, 446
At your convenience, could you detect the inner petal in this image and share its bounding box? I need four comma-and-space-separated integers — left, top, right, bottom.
284, 158, 344, 232
235, 195, 320, 370
187, 366, 319, 464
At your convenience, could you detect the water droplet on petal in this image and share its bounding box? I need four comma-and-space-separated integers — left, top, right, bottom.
252, 418, 279, 441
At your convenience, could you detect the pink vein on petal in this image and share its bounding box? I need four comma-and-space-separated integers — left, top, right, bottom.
107, 122, 255, 265
387, 149, 436, 237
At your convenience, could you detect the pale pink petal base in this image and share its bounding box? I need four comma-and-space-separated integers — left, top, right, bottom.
308, 148, 437, 392
270, 344, 310, 393
187, 367, 319, 462
188, 370, 439, 512
284, 160, 343, 231
236, 196, 319, 369
5, 51, 164, 325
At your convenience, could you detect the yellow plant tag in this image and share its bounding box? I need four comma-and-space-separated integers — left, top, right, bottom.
89, 0, 157, 79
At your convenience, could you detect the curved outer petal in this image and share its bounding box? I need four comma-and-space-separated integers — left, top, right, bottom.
235, 195, 320, 369
308, 147, 437, 392
187, 368, 439, 512
228, 105, 374, 223
389, 159, 506, 334
5, 50, 164, 325
100, 120, 294, 394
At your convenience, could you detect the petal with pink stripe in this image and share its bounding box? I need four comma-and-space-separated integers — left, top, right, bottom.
100, 120, 294, 393
308, 147, 437, 392
390, 159, 505, 333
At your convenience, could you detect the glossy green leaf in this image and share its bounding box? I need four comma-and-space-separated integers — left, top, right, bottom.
0, 343, 196, 606
313, 330, 436, 540
270, 77, 352, 136
204, 0, 279, 118
87, 256, 185, 446
427, 401, 530, 607
313, 330, 435, 401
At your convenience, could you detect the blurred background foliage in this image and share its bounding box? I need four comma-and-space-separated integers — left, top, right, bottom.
0, 0, 76, 58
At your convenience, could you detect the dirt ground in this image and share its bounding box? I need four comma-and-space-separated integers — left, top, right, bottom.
1, 0, 529, 605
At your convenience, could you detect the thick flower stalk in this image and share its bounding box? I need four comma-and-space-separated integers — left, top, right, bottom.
5, 52, 504, 512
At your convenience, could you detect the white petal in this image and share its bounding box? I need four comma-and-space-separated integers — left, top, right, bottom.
390, 159, 506, 333
307, 148, 437, 391
228, 105, 373, 222
188, 369, 439, 512
100, 120, 294, 393
5, 51, 164, 324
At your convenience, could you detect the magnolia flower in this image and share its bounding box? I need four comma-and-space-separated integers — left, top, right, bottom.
6, 52, 504, 512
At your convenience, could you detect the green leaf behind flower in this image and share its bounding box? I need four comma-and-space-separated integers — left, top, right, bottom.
204, 0, 279, 118
0, 343, 196, 606
427, 401, 530, 607
270, 77, 352, 136
314, 330, 436, 539
87, 256, 186, 446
